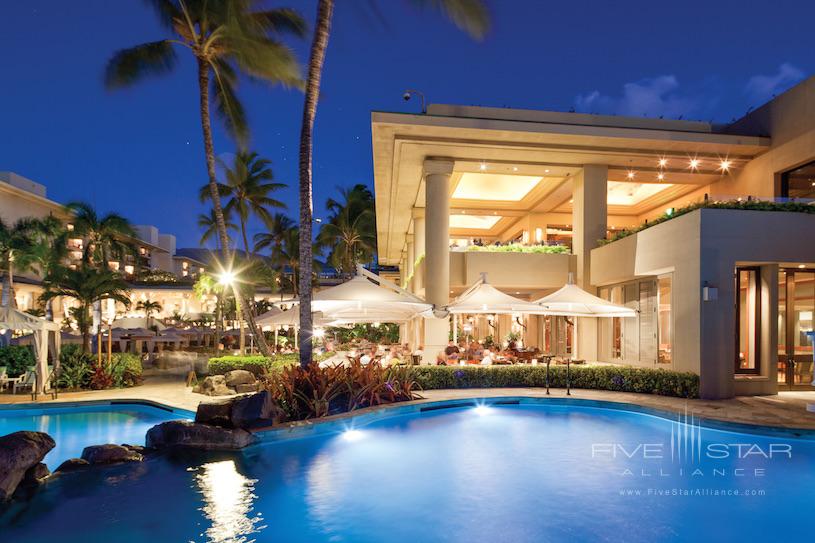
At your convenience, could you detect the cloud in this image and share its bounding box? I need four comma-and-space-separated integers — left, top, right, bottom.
574, 75, 701, 119
744, 63, 805, 104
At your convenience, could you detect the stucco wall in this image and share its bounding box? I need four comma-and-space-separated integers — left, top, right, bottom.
450, 251, 573, 290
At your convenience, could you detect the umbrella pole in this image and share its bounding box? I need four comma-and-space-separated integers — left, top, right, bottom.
545, 357, 550, 395
566, 357, 571, 396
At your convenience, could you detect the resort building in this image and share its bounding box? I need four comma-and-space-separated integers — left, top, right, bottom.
372, 76, 815, 399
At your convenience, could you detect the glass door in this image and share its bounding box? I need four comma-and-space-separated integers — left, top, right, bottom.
778, 270, 815, 389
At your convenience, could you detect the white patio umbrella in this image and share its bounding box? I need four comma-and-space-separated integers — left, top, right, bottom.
445, 273, 547, 315
534, 277, 636, 317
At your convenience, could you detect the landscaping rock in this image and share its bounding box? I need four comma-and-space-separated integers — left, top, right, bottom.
81, 444, 143, 465
231, 391, 285, 429
234, 383, 260, 394
224, 369, 256, 388
0, 431, 55, 501
12, 463, 51, 499
54, 458, 91, 473
193, 375, 236, 396
146, 420, 258, 450
195, 397, 235, 428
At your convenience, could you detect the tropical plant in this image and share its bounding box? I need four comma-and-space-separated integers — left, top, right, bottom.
40, 266, 132, 352
0, 217, 38, 308
56, 344, 94, 390
136, 299, 162, 326
316, 184, 376, 275
105, 1, 306, 357
0, 345, 35, 378
253, 212, 294, 253
296, 0, 489, 367
267, 225, 302, 296
64, 201, 137, 267
198, 207, 238, 250
201, 151, 286, 256
26, 216, 69, 320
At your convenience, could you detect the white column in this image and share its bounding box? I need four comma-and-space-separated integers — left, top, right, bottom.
572, 164, 608, 361
422, 159, 454, 363
406, 235, 415, 291
412, 210, 425, 296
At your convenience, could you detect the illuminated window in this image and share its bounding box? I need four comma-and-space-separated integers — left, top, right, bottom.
736, 267, 761, 374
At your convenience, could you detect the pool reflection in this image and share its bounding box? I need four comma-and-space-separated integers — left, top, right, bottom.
194, 460, 264, 543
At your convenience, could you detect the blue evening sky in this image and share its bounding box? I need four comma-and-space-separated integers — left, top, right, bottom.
1, 0, 813, 248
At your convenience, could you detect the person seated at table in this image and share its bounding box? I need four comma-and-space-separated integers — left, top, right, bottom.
359, 349, 373, 365
445, 340, 460, 361
480, 347, 496, 365
436, 351, 448, 365
466, 340, 483, 361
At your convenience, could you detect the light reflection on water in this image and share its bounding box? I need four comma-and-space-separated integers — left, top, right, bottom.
193, 460, 264, 543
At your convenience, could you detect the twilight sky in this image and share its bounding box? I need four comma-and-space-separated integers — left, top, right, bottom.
1, 0, 813, 249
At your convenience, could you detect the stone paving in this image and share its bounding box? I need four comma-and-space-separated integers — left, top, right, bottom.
2, 375, 814, 431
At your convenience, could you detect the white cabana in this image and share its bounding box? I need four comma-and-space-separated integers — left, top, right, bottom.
0, 306, 61, 396
445, 273, 547, 315
535, 280, 636, 318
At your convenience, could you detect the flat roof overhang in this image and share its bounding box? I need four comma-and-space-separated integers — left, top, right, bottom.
372, 108, 771, 265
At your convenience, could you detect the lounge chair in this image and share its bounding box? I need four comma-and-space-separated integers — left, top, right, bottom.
13, 370, 36, 394
0, 366, 7, 390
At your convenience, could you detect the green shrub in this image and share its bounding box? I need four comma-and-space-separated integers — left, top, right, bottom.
208, 352, 335, 376
110, 353, 143, 388
0, 345, 35, 377
413, 365, 699, 398
57, 344, 93, 390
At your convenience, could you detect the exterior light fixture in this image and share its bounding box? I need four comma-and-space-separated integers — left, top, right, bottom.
719, 160, 731, 171
658, 158, 668, 167
657, 173, 665, 181
218, 270, 236, 286
689, 159, 700, 170
798, 264, 806, 269
665, 207, 675, 216
544, 169, 550, 173
626, 171, 635, 180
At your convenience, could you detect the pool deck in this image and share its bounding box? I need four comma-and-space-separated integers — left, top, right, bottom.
2, 375, 814, 430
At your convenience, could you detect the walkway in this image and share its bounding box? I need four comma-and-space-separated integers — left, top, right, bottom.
2, 376, 814, 430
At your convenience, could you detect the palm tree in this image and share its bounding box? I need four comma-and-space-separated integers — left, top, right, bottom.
136, 299, 163, 327
65, 202, 137, 267
41, 266, 131, 353
253, 212, 294, 254
317, 184, 376, 275
198, 208, 237, 250
105, 1, 304, 258
270, 226, 303, 296
0, 217, 38, 308
201, 151, 286, 256
26, 216, 69, 320
296, 0, 489, 366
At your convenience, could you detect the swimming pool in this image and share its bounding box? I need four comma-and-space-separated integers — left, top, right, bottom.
1, 398, 813, 542
0, 401, 192, 468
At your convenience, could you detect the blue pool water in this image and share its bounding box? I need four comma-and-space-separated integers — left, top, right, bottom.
0, 403, 191, 468
1, 400, 814, 542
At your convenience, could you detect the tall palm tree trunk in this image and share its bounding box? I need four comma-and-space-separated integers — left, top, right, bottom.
2, 260, 18, 308
298, 0, 334, 368
197, 58, 270, 356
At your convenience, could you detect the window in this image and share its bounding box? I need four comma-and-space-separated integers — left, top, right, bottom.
658, 275, 672, 364
780, 160, 815, 199
736, 267, 761, 374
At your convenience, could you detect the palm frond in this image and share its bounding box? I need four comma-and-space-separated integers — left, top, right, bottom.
104, 40, 177, 89
409, 0, 490, 40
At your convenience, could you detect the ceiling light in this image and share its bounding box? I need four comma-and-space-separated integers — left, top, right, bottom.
719, 159, 731, 171
626, 171, 635, 180
689, 159, 700, 170
658, 158, 668, 168
479, 163, 487, 171
512, 166, 518, 172
544, 169, 550, 173
657, 173, 665, 181
798, 264, 806, 269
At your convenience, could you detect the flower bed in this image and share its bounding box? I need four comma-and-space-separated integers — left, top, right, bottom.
413, 364, 699, 398
599, 198, 815, 246
463, 243, 570, 254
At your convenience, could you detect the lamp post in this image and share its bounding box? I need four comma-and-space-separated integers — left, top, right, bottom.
218, 270, 244, 354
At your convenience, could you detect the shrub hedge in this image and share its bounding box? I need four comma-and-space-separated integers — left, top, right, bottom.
0, 345, 36, 377
208, 352, 335, 376
413, 365, 699, 398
